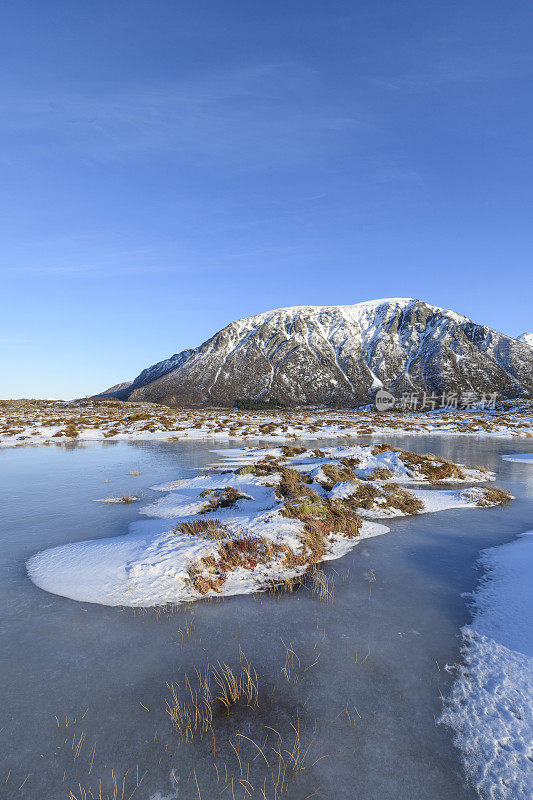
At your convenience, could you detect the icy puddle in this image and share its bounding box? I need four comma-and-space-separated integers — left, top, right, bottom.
0, 435, 532, 800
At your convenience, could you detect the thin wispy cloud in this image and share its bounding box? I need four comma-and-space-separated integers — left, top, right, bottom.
1, 62, 363, 169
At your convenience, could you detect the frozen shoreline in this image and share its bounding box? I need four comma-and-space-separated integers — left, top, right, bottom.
440, 531, 533, 800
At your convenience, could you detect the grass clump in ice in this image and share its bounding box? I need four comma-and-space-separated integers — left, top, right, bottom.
461, 486, 513, 507
166, 658, 259, 742
102, 494, 139, 503
311, 568, 335, 602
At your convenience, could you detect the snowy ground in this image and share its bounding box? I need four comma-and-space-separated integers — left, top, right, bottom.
440, 531, 533, 800
0, 398, 532, 449
27, 443, 511, 607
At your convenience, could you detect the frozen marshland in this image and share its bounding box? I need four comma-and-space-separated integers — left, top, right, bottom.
1, 435, 532, 800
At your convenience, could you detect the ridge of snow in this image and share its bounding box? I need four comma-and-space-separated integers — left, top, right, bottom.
227, 298, 469, 331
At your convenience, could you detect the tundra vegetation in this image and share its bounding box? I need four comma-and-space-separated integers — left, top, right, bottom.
0, 398, 531, 448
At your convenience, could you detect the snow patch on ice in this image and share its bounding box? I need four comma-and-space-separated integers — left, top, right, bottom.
440, 530, 533, 800
501, 453, 533, 465
26, 517, 388, 607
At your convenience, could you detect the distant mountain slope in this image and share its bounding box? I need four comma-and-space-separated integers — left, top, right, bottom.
95, 380, 133, 398
100, 299, 533, 407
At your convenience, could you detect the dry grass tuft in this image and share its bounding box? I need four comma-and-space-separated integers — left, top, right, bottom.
347, 483, 380, 509
186, 533, 287, 595
200, 487, 248, 513
174, 519, 232, 539
378, 483, 424, 514
103, 495, 138, 504
371, 443, 398, 455
467, 486, 513, 507
318, 463, 356, 490
264, 575, 304, 595
398, 450, 466, 483
281, 496, 363, 566
311, 568, 335, 602
234, 463, 255, 475
280, 444, 307, 457
276, 467, 313, 500
248, 456, 286, 477
369, 466, 394, 480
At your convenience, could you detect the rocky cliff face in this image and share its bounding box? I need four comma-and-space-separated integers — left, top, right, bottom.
101, 299, 533, 407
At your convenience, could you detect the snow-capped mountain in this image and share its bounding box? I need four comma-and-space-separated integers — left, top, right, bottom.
100, 299, 533, 406
517, 332, 533, 348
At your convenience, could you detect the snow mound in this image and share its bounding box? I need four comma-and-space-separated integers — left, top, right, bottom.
26, 518, 388, 607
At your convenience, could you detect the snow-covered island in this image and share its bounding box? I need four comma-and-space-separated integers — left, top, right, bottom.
27, 442, 512, 607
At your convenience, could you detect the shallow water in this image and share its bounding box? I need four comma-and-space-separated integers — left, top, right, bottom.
1, 435, 532, 800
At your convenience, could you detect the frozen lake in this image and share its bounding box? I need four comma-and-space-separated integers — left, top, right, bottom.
1, 435, 532, 800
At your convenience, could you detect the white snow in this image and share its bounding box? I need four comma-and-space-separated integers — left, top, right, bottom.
440, 531, 533, 800
27, 520, 200, 606
517, 332, 533, 348
26, 516, 389, 607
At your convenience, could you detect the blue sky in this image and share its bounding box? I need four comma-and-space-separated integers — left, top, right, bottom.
1, 0, 532, 398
